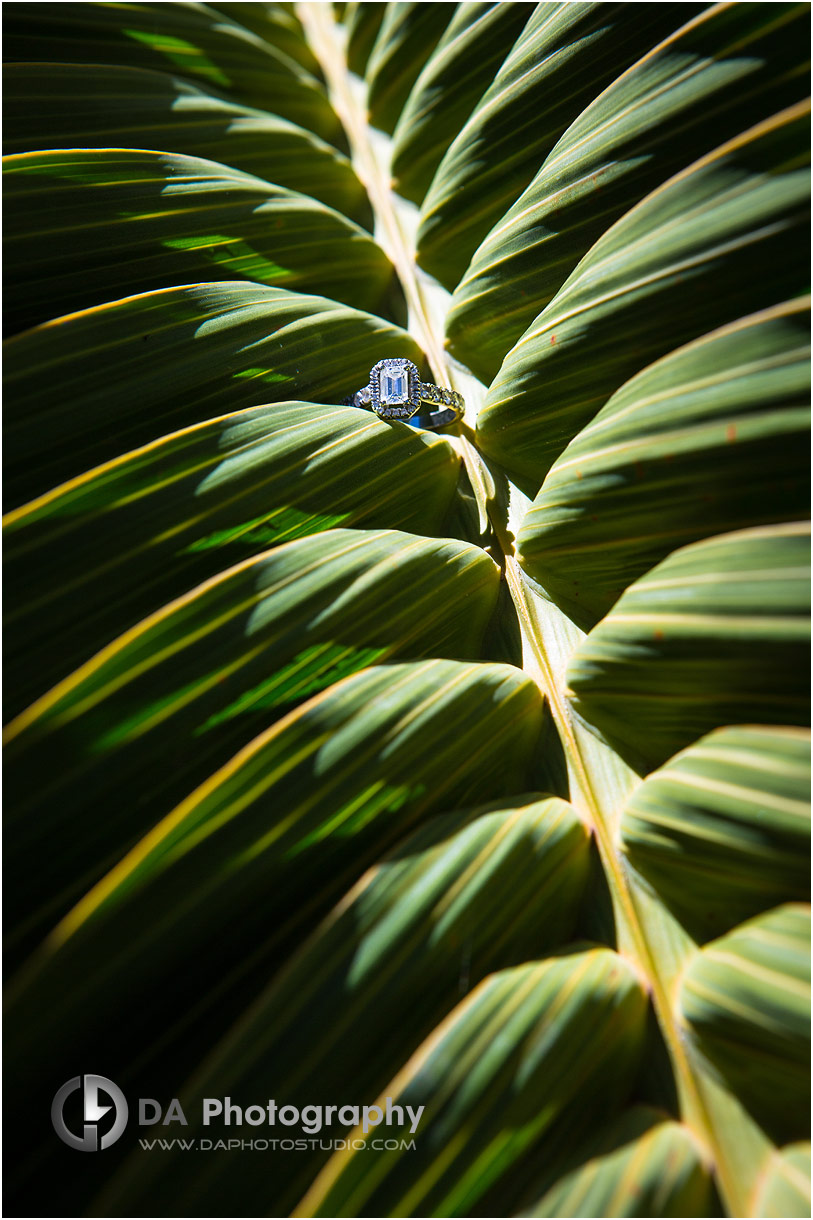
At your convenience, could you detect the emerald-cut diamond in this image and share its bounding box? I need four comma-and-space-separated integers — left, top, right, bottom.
380, 367, 409, 404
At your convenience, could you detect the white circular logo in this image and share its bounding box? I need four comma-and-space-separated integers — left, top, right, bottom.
51, 1075, 129, 1151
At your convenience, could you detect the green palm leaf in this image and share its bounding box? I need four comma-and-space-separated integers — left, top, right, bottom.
416, 1, 685, 288
391, 1, 533, 203
5, 402, 458, 707
344, 1, 385, 75
477, 101, 810, 479
7, 660, 544, 1117
521, 1105, 719, 1217
680, 903, 811, 1143
447, 2, 810, 381
2, 0, 338, 134
517, 299, 810, 624
3, 3, 810, 1217
2, 61, 366, 216
754, 1143, 812, 1217
6, 530, 500, 953
567, 522, 810, 771
364, 2, 455, 134
297, 950, 648, 1216
620, 724, 810, 939
4, 148, 392, 332
96, 794, 591, 1215
4, 282, 421, 502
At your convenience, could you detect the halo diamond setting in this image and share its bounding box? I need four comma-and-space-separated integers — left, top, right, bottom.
367, 358, 422, 419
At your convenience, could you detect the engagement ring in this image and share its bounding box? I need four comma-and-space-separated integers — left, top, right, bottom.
343, 358, 464, 429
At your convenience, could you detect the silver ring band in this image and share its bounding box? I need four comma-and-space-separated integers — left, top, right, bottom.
343, 357, 464, 429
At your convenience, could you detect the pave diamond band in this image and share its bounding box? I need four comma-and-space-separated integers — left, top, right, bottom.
343, 357, 464, 429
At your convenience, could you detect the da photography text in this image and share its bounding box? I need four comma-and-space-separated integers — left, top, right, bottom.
143, 1096, 425, 1135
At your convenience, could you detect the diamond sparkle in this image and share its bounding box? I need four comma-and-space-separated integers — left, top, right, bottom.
379, 366, 409, 404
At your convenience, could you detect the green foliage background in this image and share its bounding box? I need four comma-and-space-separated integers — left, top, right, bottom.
3, 2, 811, 1217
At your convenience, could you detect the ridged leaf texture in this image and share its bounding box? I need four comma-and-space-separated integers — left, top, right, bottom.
3, 3, 810, 1217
